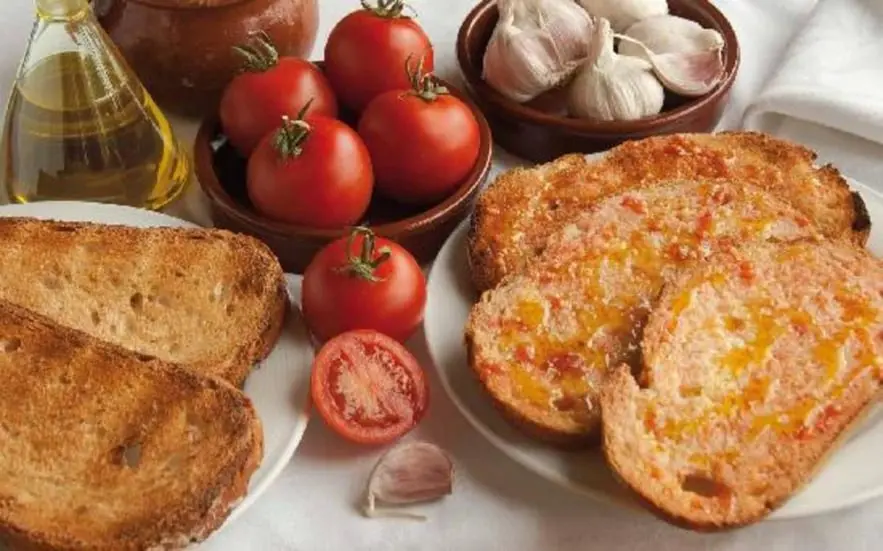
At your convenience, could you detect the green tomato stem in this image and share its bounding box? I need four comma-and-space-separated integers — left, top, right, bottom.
272, 100, 314, 159
404, 54, 447, 103
336, 227, 391, 282
361, 0, 417, 19
232, 30, 280, 72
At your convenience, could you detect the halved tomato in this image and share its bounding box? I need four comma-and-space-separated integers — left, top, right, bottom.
311, 330, 429, 445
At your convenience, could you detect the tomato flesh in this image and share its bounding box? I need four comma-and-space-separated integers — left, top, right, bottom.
311, 330, 429, 444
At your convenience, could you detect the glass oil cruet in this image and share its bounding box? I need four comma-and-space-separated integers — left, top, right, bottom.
0, 0, 190, 210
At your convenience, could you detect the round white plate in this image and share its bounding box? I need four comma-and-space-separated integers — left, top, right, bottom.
424, 177, 883, 520
0, 201, 313, 533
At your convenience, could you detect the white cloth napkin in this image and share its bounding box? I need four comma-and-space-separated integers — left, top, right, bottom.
742, 0, 883, 188
713, 0, 818, 129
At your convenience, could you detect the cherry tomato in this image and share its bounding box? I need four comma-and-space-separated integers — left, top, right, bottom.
358, 59, 481, 205
311, 329, 429, 445
302, 227, 426, 343
220, 32, 338, 157
324, 0, 433, 112
246, 108, 373, 228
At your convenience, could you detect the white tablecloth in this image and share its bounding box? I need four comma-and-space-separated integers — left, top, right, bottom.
2, 1, 883, 550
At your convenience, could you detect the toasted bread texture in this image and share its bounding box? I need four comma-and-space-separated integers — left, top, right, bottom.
0, 300, 263, 550
0, 218, 287, 387
466, 181, 817, 447
601, 239, 883, 530
468, 131, 870, 292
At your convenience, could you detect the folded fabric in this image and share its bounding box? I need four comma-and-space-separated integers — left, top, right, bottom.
712, 0, 817, 130
742, 0, 883, 187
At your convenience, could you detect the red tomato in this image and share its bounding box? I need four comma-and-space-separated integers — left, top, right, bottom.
220, 32, 338, 157
324, 0, 433, 112
246, 110, 373, 228
311, 329, 429, 445
358, 61, 481, 205
302, 227, 426, 343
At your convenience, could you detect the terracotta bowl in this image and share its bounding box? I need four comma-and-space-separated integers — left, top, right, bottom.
456, 0, 740, 163
193, 70, 493, 274
95, 0, 319, 117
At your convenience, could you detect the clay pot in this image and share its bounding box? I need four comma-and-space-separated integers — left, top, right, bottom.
93, 0, 319, 117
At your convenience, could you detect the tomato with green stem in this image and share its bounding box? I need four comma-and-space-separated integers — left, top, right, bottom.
358, 56, 481, 205
301, 226, 426, 343
220, 31, 338, 157
324, 0, 434, 112
246, 103, 373, 228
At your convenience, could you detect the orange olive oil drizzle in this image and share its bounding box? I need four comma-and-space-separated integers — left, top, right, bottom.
499, 232, 663, 409
649, 271, 882, 452
496, 189, 782, 413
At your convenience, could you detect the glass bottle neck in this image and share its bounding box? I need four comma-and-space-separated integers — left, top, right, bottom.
36, 0, 90, 19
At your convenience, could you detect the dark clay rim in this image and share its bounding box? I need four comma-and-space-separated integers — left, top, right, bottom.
193, 69, 494, 241
456, 0, 741, 136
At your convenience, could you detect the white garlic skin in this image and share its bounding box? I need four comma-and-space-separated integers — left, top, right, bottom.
569, 57, 665, 120
577, 0, 669, 33
568, 18, 665, 121
619, 15, 724, 57
646, 49, 725, 97
615, 17, 726, 97
363, 441, 454, 520
482, 0, 595, 103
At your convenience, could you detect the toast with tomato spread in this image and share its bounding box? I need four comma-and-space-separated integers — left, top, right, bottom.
468, 131, 870, 292
465, 180, 817, 447
0, 217, 287, 387
601, 238, 883, 530
0, 299, 262, 550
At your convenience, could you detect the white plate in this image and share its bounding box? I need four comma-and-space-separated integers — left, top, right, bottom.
424, 177, 883, 520
0, 201, 313, 535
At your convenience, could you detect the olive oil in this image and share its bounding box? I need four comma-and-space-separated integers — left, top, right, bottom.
1, 0, 189, 210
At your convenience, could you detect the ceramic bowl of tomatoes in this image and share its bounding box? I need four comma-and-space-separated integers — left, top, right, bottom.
194, 15, 493, 274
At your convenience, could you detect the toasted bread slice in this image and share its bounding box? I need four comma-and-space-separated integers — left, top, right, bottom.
468, 131, 870, 292
0, 218, 287, 387
466, 181, 816, 447
601, 238, 883, 530
0, 300, 262, 550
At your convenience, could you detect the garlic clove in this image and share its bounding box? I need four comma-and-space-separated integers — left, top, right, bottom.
619, 14, 716, 57
363, 441, 454, 520
482, 0, 596, 103
616, 33, 725, 97
568, 18, 665, 122
650, 49, 725, 97
577, 0, 669, 33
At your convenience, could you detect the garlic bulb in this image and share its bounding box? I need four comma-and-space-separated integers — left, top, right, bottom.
363, 442, 454, 520
617, 31, 725, 97
483, 0, 596, 103
619, 15, 723, 57
577, 0, 668, 33
568, 18, 665, 121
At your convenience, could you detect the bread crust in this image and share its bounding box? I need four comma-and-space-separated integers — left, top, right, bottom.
224, 279, 289, 388
468, 132, 870, 292
0, 301, 263, 550
601, 239, 883, 530
0, 217, 287, 387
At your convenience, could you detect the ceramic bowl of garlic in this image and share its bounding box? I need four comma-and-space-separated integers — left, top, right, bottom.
456, 0, 740, 163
